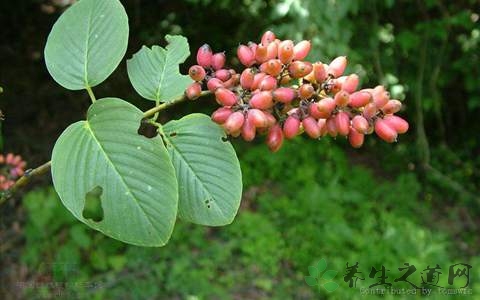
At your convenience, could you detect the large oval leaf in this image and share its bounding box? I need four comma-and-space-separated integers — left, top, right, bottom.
51, 98, 178, 247
127, 35, 193, 102
163, 113, 242, 226
44, 0, 129, 90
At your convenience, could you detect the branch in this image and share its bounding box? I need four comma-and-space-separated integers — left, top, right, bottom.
0, 161, 52, 205
142, 91, 211, 118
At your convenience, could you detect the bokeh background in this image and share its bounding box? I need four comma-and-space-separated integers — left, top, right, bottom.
1, 0, 479, 299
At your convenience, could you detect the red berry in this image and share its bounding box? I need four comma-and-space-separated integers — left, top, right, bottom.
299, 84, 315, 99
293, 40, 311, 61
349, 127, 364, 148
283, 115, 301, 139
211, 52, 226, 70
264, 111, 277, 127
317, 119, 327, 136
237, 45, 255, 67
288, 61, 313, 78
313, 62, 327, 83
240, 68, 255, 90
328, 56, 347, 78
261, 30, 276, 45
251, 72, 267, 90
266, 42, 278, 60
383, 115, 409, 134
266, 124, 283, 152
248, 109, 268, 128
372, 85, 389, 108
272, 87, 297, 103
352, 115, 369, 133
342, 74, 359, 93
259, 75, 277, 91
259, 59, 283, 77
317, 97, 336, 117
381, 100, 402, 114
249, 91, 274, 109
207, 78, 224, 92
303, 116, 321, 139
185, 82, 202, 100
215, 88, 237, 106
309, 102, 324, 119
278, 40, 295, 64
211, 107, 233, 124
241, 117, 256, 141
335, 111, 350, 136
349, 91, 372, 108
188, 65, 206, 82
334, 90, 350, 107
326, 117, 338, 137
196, 44, 213, 67
224, 111, 245, 134
255, 43, 269, 63
363, 103, 378, 119
374, 118, 397, 143
213, 69, 231, 82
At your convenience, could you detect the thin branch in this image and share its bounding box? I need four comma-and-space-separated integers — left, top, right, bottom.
85, 85, 96, 103
0, 161, 52, 205
142, 91, 210, 118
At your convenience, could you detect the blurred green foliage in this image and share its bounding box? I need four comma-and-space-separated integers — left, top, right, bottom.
19, 139, 479, 299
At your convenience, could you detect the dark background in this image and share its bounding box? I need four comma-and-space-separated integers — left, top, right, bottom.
0, 0, 479, 299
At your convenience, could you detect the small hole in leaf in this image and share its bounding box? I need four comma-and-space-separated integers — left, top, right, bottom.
137, 118, 158, 139
221, 136, 229, 142
82, 186, 104, 222
169, 132, 177, 137
207, 205, 211, 209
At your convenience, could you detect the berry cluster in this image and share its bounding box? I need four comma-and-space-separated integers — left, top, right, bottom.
0, 153, 26, 190
185, 31, 409, 152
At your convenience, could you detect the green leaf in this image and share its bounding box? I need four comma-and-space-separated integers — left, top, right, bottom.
321, 270, 338, 281
308, 266, 319, 278
323, 281, 339, 292
51, 98, 178, 247
163, 113, 242, 226
317, 258, 327, 273
127, 35, 193, 102
44, 0, 129, 90
304, 276, 317, 287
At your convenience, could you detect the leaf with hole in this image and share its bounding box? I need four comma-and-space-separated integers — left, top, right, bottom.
127, 35, 193, 102
44, 0, 129, 90
51, 98, 178, 247
163, 113, 242, 226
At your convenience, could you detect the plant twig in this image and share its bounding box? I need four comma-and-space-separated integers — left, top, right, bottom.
143, 91, 210, 118
0, 161, 52, 205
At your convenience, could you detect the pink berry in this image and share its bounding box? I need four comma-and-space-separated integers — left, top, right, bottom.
313, 62, 327, 83
259, 75, 277, 91
188, 65, 206, 82
207, 78, 224, 92
266, 124, 284, 152
185, 82, 202, 100
326, 117, 338, 137
288, 61, 313, 79
335, 111, 350, 136
293, 40, 311, 61
317, 119, 327, 136
283, 116, 301, 139
352, 115, 369, 134
328, 56, 347, 78
215, 88, 237, 106
381, 100, 402, 114
372, 85, 390, 108
309, 102, 324, 119
349, 91, 372, 108
317, 97, 336, 117
363, 103, 378, 119
349, 127, 364, 148
214, 69, 231, 82
303, 116, 321, 139
196, 44, 213, 67
375, 118, 397, 143
241, 117, 256, 141
211, 107, 233, 124
261, 30, 276, 45
249, 91, 274, 109
342, 74, 359, 93
211, 52, 226, 70
240, 68, 255, 90
272, 87, 297, 103
299, 84, 315, 99
248, 109, 268, 128
278, 40, 295, 64
383, 115, 409, 134
259, 59, 283, 77
251, 72, 267, 90
334, 90, 350, 107
223, 111, 245, 134
255, 44, 269, 63
237, 45, 255, 67
266, 42, 278, 60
